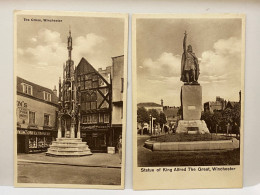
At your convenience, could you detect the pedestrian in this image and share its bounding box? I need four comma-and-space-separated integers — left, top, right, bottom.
117, 135, 122, 164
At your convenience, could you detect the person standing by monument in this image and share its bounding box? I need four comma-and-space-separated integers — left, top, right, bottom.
181, 31, 200, 84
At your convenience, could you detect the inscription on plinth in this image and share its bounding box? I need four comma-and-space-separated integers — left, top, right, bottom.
181, 85, 202, 120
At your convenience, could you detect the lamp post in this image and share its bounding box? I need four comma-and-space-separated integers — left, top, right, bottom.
149, 114, 152, 135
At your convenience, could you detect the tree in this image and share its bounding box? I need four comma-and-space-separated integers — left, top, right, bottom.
212, 111, 222, 133
177, 106, 183, 119
137, 107, 150, 128
148, 109, 159, 123
201, 111, 213, 132
232, 103, 241, 126
158, 112, 167, 129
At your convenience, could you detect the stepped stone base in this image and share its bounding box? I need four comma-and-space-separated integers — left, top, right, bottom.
46, 138, 92, 157
176, 120, 210, 134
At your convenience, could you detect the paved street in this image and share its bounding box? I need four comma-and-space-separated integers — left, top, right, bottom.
17, 153, 121, 185
138, 135, 240, 167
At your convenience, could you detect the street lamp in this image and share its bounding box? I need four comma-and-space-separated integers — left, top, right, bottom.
149, 114, 152, 135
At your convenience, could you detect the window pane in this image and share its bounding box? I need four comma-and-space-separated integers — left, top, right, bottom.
99, 113, 104, 123
28, 86, 31, 95
91, 102, 97, 109
85, 80, 92, 89
29, 111, 35, 124
104, 114, 109, 123
44, 114, 49, 126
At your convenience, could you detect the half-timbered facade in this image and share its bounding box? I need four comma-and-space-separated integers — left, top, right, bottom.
75, 58, 112, 152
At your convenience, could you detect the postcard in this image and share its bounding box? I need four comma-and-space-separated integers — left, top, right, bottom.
132, 14, 245, 190
14, 10, 128, 189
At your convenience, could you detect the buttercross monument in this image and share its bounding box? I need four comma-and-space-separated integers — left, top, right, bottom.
46, 29, 92, 156
176, 31, 210, 134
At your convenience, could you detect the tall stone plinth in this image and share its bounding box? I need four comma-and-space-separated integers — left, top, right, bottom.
182, 85, 202, 120
176, 84, 210, 134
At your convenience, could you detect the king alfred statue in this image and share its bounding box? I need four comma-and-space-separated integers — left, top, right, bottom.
180, 31, 200, 84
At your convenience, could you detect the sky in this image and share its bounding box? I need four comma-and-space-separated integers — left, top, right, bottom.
16, 14, 125, 90
136, 18, 243, 106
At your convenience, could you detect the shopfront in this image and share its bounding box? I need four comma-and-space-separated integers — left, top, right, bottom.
81, 125, 111, 153
17, 128, 57, 153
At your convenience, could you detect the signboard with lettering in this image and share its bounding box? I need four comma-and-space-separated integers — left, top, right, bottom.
17, 129, 51, 136
17, 100, 28, 119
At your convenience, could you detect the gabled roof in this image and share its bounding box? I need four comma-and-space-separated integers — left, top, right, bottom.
75, 57, 110, 86
17, 76, 58, 105
137, 102, 163, 108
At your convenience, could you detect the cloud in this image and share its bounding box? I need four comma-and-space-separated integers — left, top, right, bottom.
200, 37, 241, 80
141, 52, 181, 79
73, 33, 106, 65
137, 36, 242, 105
17, 28, 106, 89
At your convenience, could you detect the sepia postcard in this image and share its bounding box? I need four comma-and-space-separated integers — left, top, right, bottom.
132, 14, 245, 190
14, 10, 128, 189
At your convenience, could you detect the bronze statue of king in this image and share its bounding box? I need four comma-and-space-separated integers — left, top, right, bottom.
180, 31, 200, 84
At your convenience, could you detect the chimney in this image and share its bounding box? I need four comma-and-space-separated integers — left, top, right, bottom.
53, 85, 57, 97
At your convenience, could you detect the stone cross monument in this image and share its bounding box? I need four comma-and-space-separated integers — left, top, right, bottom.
46, 29, 92, 156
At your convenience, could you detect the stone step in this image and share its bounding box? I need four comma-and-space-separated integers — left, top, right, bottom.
46, 137, 92, 157
51, 142, 87, 147
55, 138, 83, 142
46, 151, 92, 157
48, 146, 90, 152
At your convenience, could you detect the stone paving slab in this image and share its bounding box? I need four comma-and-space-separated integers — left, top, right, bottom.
17, 152, 121, 168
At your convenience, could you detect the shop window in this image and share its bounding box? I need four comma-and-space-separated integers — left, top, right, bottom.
37, 137, 45, 148
43, 91, 51, 101
45, 137, 52, 147
29, 111, 36, 125
22, 83, 33, 95
29, 136, 37, 148
44, 114, 50, 126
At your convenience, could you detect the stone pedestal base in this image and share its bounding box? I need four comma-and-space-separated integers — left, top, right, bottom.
176, 120, 210, 134
181, 85, 202, 120
46, 138, 92, 157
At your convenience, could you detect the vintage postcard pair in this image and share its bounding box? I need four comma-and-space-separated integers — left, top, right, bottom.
14, 10, 244, 190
